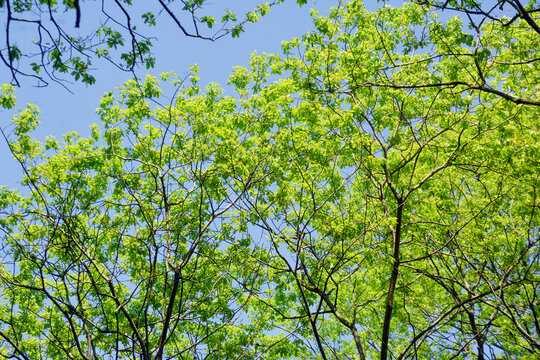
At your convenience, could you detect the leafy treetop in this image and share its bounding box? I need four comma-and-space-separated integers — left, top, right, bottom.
0, 1, 538, 359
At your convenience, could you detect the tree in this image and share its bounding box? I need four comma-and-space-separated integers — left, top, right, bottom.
416, 0, 540, 36
0, 0, 306, 87
0, 0, 538, 359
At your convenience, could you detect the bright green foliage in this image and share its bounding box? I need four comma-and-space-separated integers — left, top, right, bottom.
0, 84, 16, 109
0, 1, 539, 359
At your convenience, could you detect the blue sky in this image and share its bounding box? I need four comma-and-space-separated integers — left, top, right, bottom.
0, 1, 340, 188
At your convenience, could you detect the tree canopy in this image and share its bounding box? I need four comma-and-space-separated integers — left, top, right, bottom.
0, 0, 539, 359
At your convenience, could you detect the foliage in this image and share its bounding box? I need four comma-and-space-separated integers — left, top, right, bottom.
0, 0, 306, 87
417, 0, 540, 38
0, 1, 539, 359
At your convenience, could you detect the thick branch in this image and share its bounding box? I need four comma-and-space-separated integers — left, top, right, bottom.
380, 198, 404, 360
351, 81, 540, 106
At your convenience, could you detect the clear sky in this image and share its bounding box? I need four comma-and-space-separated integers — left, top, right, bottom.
0, 1, 341, 188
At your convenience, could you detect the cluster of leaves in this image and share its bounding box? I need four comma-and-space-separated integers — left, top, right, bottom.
0, 1, 539, 359
0, 0, 306, 87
